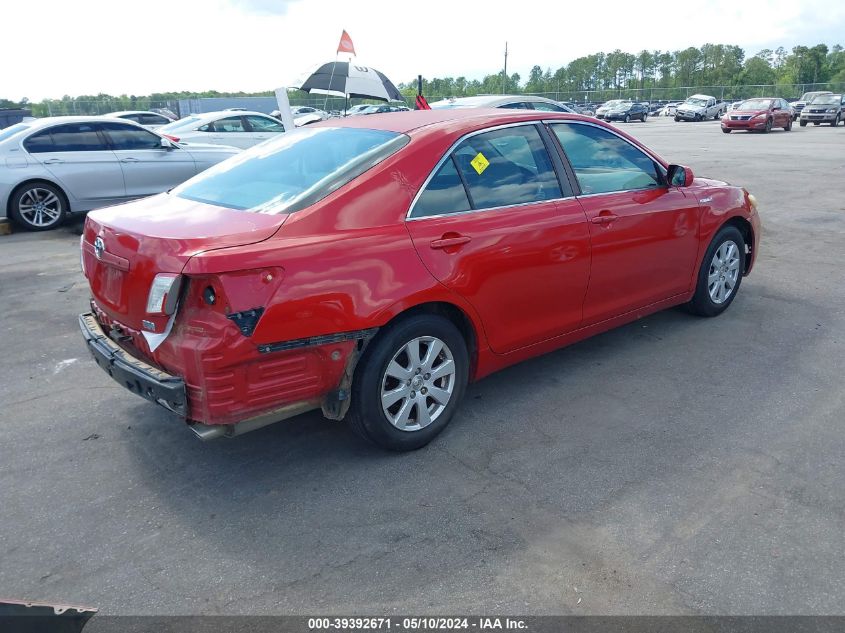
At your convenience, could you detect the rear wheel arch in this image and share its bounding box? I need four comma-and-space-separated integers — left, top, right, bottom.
370, 301, 480, 381
8, 178, 71, 216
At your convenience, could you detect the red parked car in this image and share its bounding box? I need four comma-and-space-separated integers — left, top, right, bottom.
721, 98, 793, 133
80, 110, 760, 451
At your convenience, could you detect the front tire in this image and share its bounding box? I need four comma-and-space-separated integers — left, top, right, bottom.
9, 182, 67, 231
831, 115, 840, 127
800, 119, 807, 127
784, 118, 792, 131
763, 118, 773, 133
722, 127, 731, 133
687, 225, 746, 317
347, 314, 469, 451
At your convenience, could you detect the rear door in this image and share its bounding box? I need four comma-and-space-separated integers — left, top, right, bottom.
100, 121, 197, 198
406, 123, 591, 354
23, 122, 125, 207
549, 121, 700, 325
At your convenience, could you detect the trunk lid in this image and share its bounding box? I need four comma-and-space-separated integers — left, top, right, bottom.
82, 193, 285, 331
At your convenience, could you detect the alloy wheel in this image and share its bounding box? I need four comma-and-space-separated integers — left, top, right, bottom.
18, 187, 63, 228
380, 336, 456, 432
707, 240, 741, 304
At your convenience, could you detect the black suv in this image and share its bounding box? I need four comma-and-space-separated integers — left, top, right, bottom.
604, 102, 649, 122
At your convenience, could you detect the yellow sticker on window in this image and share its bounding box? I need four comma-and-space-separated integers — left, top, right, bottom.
470, 152, 490, 175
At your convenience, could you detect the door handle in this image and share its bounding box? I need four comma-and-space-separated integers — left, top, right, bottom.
120, 157, 140, 163
430, 235, 471, 249
590, 213, 618, 225
42, 158, 64, 164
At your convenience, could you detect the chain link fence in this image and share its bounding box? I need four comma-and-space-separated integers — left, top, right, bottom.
23, 82, 845, 117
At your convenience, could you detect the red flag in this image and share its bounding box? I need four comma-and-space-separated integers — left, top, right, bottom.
415, 94, 431, 110
337, 30, 356, 56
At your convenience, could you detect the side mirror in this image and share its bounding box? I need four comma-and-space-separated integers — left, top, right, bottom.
772, 106, 781, 111
667, 164, 694, 187
160, 137, 174, 150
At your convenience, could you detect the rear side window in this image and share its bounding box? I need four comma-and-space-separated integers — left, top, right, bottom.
214, 116, 246, 132
412, 158, 471, 218
24, 123, 108, 153
551, 123, 662, 195
451, 125, 561, 210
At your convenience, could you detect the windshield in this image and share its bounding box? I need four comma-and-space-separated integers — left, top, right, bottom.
600, 100, 623, 108
684, 98, 708, 107
172, 126, 408, 214
810, 95, 840, 105
739, 99, 773, 110
610, 102, 633, 109
801, 92, 829, 101
158, 116, 204, 133
0, 123, 32, 143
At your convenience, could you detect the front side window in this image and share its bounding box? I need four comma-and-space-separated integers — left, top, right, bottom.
173, 126, 408, 213
551, 123, 663, 195
140, 113, 170, 125
100, 122, 163, 150
499, 102, 531, 110
246, 115, 285, 133
24, 123, 108, 153
531, 101, 567, 112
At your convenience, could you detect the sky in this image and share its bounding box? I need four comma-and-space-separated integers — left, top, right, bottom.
2, 0, 844, 101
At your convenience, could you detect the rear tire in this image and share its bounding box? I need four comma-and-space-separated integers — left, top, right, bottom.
686, 225, 746, 317
347, 314, 469, 451
8, 182, 67, 231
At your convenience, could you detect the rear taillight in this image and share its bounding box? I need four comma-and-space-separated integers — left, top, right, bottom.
163, 134, 180, 142
146, 274, 182, 315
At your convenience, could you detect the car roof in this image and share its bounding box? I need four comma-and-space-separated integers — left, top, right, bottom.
106, 110, 163, 116
429, 94, 560, 108
7, 115, 149, 130
307, 108, 587, 135
180, 110, 275, 121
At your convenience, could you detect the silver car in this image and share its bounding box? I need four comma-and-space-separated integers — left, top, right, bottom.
0, 117, 240, 231
429, 94, 575, 113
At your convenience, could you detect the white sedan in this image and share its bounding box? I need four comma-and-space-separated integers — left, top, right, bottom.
0, 116, 239, 231
157, 111, 287, 149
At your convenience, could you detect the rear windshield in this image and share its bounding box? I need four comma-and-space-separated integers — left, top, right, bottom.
0, 123, 32, 142
172, 126, 408, 213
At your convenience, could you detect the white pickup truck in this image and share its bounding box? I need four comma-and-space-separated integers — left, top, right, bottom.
674, 94, 727, 121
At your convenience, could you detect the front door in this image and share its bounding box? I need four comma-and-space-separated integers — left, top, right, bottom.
549, 121, 700, 325
100, 121, 197, 199
406, 123, 591, 354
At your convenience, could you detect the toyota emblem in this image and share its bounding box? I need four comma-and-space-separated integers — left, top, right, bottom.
94, 237, 105, 260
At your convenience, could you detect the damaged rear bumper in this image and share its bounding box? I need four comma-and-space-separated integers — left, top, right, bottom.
79, 312, 188, 416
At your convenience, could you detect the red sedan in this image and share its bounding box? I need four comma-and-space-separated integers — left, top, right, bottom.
721, 98, 793, 133
80, 110, 760, 451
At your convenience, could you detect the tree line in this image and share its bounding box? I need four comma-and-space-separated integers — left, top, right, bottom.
399, 43, 845, 101
2, 43, 844, 115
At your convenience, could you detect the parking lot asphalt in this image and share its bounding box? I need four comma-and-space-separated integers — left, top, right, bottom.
1, 117, 844, 615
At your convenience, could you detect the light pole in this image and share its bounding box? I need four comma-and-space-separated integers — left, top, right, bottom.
502, 42, 508, 94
